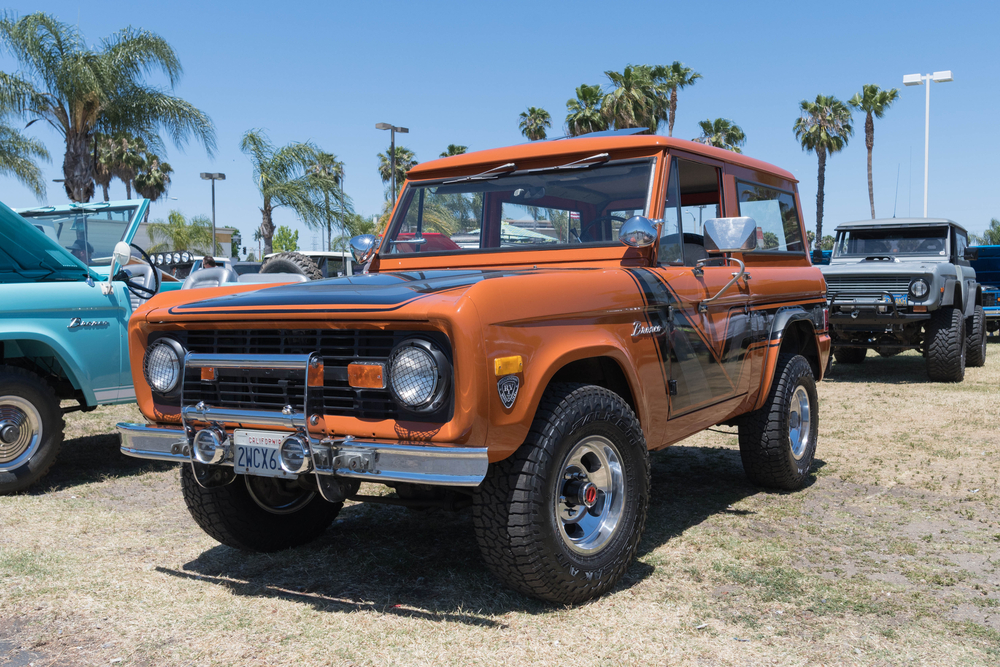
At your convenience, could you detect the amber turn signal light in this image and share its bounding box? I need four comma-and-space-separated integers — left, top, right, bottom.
494, 355, 523, 376
348, 362, 386, 389
200, 367, 216, 382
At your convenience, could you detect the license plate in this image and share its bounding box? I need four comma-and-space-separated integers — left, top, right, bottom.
233, 429, 295, 478
884, 294, 908, 307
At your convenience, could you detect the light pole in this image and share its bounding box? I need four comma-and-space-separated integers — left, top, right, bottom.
903, 70, 952, 217
376, 123, 408, 208
200, 172, 226, 256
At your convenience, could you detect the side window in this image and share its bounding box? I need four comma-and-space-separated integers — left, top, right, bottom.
675, 159, 723, 266
659, 159, 683, 265
954, 229, 968, 264
736, 182, 805, 252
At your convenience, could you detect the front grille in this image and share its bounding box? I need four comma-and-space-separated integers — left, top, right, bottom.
180, 329, 445, 421
984, 291, 999, 308
825, 275, 912, 299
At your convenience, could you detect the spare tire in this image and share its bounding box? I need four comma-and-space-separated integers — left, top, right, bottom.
260, 252, 322, 280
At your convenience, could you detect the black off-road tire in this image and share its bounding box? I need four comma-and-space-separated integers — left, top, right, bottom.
260, 251, 323, 280
0, 367, 64, 495
834, 347, 866, 364
926, 306, 966, 382
472, 383, 650, 604
738, 354, 818, 490
966, 305, 987, 368
180, 465, 341, 552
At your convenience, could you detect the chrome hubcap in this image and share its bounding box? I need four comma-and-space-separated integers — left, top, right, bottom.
0, 397, 42, 470
555, 435, 625, 554
244, 476, 315, 515
788, 386, 811, 460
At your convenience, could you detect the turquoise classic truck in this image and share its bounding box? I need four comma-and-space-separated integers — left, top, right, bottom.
0, 198, 179, 493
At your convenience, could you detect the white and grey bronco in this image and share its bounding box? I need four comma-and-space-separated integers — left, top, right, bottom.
821, 218, 986, 381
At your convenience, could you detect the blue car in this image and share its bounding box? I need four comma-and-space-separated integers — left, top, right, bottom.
970, 245, 1000, 336
0, 198, 174, 493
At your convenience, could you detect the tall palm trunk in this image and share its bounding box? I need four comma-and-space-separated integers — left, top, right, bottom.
125, 180, 132, 199
865, 111, 875, 219
668, 89, 678, 137
63, 131, 95, 202
259, 198, 275, 255
815, 145, 827, 259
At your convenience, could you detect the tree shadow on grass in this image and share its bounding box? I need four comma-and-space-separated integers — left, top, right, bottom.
165, 445, 822, 623
26, 432, 174, 494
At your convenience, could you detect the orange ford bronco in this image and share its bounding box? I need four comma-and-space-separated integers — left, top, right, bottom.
119, 131, 830, 603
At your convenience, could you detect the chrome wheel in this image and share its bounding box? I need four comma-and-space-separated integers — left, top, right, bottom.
555, 435, 625, 554
788, 385, 811, 460
0, 396, 42, 471
244, 476, 316, 515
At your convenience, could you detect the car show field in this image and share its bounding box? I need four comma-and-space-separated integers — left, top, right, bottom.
1, 346, 997, 666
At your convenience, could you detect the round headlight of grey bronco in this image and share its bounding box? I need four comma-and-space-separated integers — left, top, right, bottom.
909, 278, 929, 299
143, 338, 184, 394
387, 339, 450, 412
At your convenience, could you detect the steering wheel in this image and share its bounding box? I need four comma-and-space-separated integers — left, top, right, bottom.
575, 213, 629, 243
115, 243, 160, 300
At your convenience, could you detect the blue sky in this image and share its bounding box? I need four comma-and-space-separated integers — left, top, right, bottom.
3, 0, 998, 253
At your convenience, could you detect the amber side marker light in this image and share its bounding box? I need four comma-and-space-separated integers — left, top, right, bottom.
913, 306, 928, 312
348, 362, 386, 389
201, 367, 216, 382
494, 355, 523, 376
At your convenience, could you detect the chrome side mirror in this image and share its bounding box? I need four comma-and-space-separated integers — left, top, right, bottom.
618, 216, 662, 248
703, 217, 758, 253
104, 241, 133, 294
350, 234, 378, 263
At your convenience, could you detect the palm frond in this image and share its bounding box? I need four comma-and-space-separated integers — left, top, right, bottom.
0, 121, 49, 198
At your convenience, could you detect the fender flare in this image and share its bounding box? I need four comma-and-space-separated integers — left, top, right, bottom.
941, 278, 961, 309
754, 305, 822, 410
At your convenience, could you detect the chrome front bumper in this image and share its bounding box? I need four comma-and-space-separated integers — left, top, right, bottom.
116, 422, 489, 487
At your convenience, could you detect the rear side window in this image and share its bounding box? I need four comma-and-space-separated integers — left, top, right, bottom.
736, 182, 805, 253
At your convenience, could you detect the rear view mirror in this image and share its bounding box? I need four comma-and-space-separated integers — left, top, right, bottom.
350, 235, 378, 263
113, 241, 132, 268
618, 216, 662, 248
963, 247, 979, 261
703, 217, 758, 253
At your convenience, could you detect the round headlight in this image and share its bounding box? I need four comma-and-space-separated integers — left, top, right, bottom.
172, 252, 181, 264
390, 345, 438, 407
910, 278, 929, 299
143, 339, 182, 394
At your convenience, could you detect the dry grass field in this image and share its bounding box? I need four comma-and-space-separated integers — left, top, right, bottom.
2, 345, 999, 666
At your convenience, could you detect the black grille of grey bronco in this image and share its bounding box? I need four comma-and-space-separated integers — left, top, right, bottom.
825, 276, 912, 300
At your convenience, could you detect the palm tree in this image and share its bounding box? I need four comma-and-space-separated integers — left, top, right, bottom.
794, 95, 853, 258
147, 210, 215, 254
0, 120, 48, 198
566, 84, 607, 136
241, 129, 328, 255
133, 154, 173, 222
661, 61, 702, 137
518, 107, 551, 141
92, 133, 146, 200
308, 151, 346, 251
440, 144, 467, 158
378, 145, 417, 198
602, 65, 656, 131
0, 12, 215, 202
970, 219, 1000, 246
848, 84, 900, 219
694, 118, 746, 153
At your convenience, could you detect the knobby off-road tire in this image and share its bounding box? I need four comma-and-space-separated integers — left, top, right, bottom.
0, 366, 64, 495
738, 354, 818, 491
966, 305, 987, 368
260, 251, 323, 281
833, 347, 866, 364
472, 383, 650, 604
180, 465, 341, 552
926, 306, 966, 382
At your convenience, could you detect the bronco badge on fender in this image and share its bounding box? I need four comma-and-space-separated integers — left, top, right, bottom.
497, 375, 519, 409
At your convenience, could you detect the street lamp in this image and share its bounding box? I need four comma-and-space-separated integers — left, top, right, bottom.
903, 70, 952, 217
199, 172, 226, 256
376, 122, 408, 208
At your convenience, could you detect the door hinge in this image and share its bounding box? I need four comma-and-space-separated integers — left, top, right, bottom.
668, 379, 678, 396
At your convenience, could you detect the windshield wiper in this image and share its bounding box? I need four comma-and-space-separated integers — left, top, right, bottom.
443, 162, 516, 184
515, 152, 610, 174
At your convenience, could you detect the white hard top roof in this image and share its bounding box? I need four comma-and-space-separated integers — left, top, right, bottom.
834, 217, 966, 233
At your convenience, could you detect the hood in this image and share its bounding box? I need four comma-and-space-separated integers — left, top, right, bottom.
821, 257, 950, 276
0, 199, 93, 282
145, 269, 531, 319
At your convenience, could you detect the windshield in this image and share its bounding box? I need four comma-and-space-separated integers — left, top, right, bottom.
18, 204, 137, 267
834, 226, 949, 258
383, 159, 654, 255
